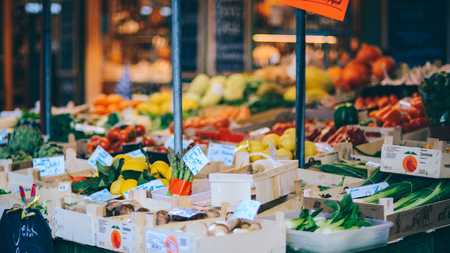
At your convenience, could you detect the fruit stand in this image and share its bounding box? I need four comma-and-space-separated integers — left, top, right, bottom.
2, 0, 450, 252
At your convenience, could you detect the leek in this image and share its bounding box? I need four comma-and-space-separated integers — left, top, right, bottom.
396, 180, 450, 212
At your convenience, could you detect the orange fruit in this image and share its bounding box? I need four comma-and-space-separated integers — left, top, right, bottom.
92, 105, 107, 115
107, 94, 123, 104
118, 100, 131, 111
107, 104, 120, 113
93, 94, 108, 106
131, 99, 142, 108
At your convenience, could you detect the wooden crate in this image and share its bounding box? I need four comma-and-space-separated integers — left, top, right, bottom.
381, 136, 450, 178
209, 159, 299, 207
194, 161, 234, 180
0, 149, 93, 191
298, 168, 364, 189
145, 213, 286, 253
304, 196, 450, 242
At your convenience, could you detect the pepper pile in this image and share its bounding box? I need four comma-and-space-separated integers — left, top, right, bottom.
325, 126, 366, 146
354, 94, 400, 110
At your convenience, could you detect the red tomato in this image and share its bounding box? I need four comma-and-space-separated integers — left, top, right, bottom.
111, 142, 123, 152
212, 118, 230, 130
107, 127, 120, 141
90, 135, 101, 146
135, 124, 146, 136
156, 146, 168, 153
88, 142, 95, 153
142, 136, 155, 147
124, 126, 136, 139
98, 137, 111, 150
118, 130, 129, 143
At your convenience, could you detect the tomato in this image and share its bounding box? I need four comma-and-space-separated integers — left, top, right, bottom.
156, 146, 168, 153
88, 142, 95, 153
212, 118, 230, 130
118, 130, 129, 143
107, 127, 120, 141
111, 142, 123, 152
98, 137, 111, 150
135, 124, 146, 136
142, 136, 155, 147
124, 126, 136, 139
90, 135, 101, 146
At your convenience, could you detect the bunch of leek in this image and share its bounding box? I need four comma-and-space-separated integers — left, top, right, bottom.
394, 180, 450, 212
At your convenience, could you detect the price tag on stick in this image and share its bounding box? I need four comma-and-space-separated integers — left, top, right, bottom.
182, 144, 210, 175
283, 0, 350, 21
207, 143, 236, 166
88, 146, 114, 170
232, 200, 262, 221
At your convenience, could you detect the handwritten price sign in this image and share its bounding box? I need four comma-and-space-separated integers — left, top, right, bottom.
283, 0, 349, 21
232, 200, 261, 221
207, 143, 236, 166
183, 144, 210, 175
33, 155, 65, 177
87, 146, 113, 170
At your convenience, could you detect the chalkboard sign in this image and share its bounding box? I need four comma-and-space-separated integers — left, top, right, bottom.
0, 208, 54, 253
388, 0, 447, 66
215, 0, 245, 72
181, 0, 199, 72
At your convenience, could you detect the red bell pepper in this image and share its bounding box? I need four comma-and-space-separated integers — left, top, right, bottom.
381, 109, 401, 125
375, 106, 392, 121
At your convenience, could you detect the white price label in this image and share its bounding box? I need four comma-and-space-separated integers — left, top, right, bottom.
0, 128, 7, 139
59, 183, 70, 192
365, 161, 380, 168
146, 231, 166, 252
207, 143, 236, 166
182, 144, 210, 175
88, 146, 114, 170
231, 200, 261, 221
74, 124, 105, 134
33, 155, 65, 177
346, 182, 389, 199
125, 147, 147, 158
123, 180, 165, 199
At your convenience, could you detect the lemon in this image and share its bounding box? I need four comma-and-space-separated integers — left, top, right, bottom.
160, 101, 171, 114
262, 134, 280, 148
113, 154, 132, 164
250, 147, 264, 162
305, 141, 318, 157
149, 92, 165, 105
263, 149, 271, 158
149, 165, 161, 178
160, 178, 170, 187
152, 161, 170, 177
164, 168, 172, 181
277, 148, 293, 160
110, 178, 125, 195
120, 179, 138, 198
284, 128, 296, 137
122, 157, 148, 172
250, 140, 264, 152
279, 135, 296, 151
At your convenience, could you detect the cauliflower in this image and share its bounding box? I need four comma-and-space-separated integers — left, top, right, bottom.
188, 74, 210, 96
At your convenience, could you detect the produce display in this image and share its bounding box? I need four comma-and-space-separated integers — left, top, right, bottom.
285, 195, 372, 233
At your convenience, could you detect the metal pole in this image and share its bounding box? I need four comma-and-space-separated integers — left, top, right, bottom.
40, 0, 51, 135
295, 9, 306, 168
172, 0, 183, 155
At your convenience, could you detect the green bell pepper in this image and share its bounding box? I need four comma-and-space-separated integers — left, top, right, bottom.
334, 103, 359, 129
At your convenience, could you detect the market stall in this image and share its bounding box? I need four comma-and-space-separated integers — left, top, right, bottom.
1, 0, 450, 252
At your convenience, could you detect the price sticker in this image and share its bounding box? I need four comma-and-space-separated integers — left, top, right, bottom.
231, 200, 261, 221
365, 161, 381, 168
182, 144, 210, 175
168, 207, 203, 218
87, 146, 113, 170
123, 180, 165, 199
346, 182, 389, 199
0, 128, 7, 140
59, 183, 71, 192
33, 155, 65, 177
207, 143, 236, 166
126, 147, 147, 158
283, 0, 350, 21
146, 231, 166, 252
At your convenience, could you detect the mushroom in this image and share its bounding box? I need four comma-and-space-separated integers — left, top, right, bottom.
203, 209, 221, 219
208, 223, 229, 236
135, 207, 150, 213
105, 201, 122, 217
240, 222, 250, 229
249, 223, 262, 231
232, 228, 250, 234
113, 204, 134, 216
230, 219, 243, 231
156, 210, 170, 225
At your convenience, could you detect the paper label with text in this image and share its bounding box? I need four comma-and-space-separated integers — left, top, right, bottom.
123, 180, 165, 199
146, 231, 166, 252
125, 147, 147, 158
346, 182, 389, 199
88, 146, 114, 170
232, 200, 261, 221
207, 143, 235, 166
183, 144, 209, 175
33, 155, 65, 177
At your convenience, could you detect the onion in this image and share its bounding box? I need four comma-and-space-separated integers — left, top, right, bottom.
355, 44, 382, 64
342, 62, 371, 88
372, 56, 396, 79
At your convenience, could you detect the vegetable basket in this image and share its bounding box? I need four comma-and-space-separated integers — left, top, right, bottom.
263, 210, 393, 253
209, 153, 298, 207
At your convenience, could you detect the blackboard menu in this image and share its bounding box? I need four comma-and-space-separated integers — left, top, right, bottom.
0, 209, 54, 253
181, 0, 199, 72
216, 0, 245, 72
388, 0, 447, 66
